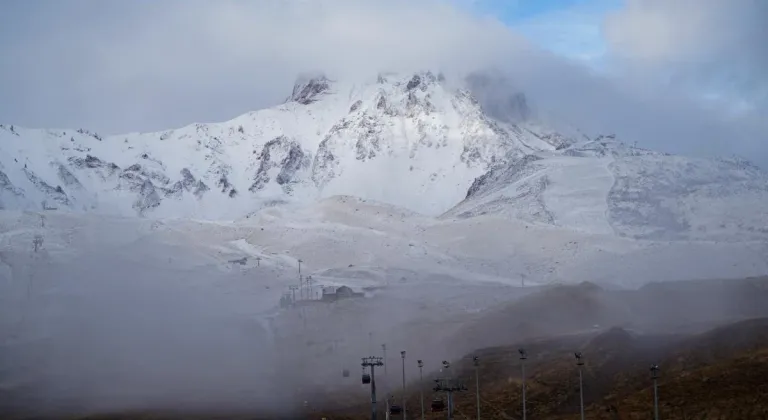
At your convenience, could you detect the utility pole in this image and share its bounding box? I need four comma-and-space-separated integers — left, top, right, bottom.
401, 351, 407, 420
434, 361, 467, 420
383, 344, 388, 377
417, 360, 425, 420
362, 356, 384, 420
519, 348, 527, 420
473, 356, 480, 420
382, 344, 390, 419
651, 364, 660, 420
297, 259, 303, 300
575, 352, 585, 420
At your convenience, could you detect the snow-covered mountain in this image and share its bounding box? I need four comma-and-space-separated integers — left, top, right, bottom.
446, 135, 768, 241
2, 70, 767, 241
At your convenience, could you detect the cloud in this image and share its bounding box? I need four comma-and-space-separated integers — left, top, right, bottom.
0, 0, 765, 165
0, 0, 521, 134
604, 0, 768, 111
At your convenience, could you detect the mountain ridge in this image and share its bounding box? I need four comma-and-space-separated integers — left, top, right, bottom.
2, 70, 767, 241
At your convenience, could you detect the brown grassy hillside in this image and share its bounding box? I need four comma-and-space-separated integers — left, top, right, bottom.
314, 318, 768, 420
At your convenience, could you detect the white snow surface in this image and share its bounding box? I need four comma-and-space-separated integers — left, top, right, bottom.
0, 71, 535, 219
3, 72, 768, 242
445, 136, 768, 241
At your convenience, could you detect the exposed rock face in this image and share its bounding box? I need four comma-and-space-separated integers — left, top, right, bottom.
250, 136, 310, 194
23, 168, 69, 206
56, 164, 83, 189
289, 73, 331, 105
133, 179, 161, 215
180, 168, 197, 191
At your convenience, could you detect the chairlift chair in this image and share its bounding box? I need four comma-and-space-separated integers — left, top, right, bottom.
431, 398, 446, 412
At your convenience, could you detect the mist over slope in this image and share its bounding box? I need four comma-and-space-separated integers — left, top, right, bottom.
2, 70, 767, 241
2, 207, 768, 417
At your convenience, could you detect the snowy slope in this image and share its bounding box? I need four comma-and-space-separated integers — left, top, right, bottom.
446, 136, 768, 241
0, 72, 570, 220
3, 71, 768, 242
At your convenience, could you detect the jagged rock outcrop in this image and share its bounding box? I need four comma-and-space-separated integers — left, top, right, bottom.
56, 164, 83, 189
288, 73, 331, 105
133, 179, 161, 215
250, 136, 310, 194
23, 168, 69, 206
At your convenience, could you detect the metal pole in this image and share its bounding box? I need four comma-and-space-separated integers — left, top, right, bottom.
401, 351, 407, 420
443, 361, 454, 420
383, 344, 389, 420
521, 362, 526, 420
576, 352, 585, 420
579, 367, 585, 420
651, 365, 660, 420
473, 356, 480, 420
519, 349, 527, 420
298, 259, 303, 300
383, 344, 388, 376
371, 364, 377, 420
418, 360, 424, 420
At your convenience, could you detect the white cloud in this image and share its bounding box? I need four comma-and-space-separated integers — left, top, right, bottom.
0, 0, 765, 165
0, 0, 523, 134
604, 0, 768, 110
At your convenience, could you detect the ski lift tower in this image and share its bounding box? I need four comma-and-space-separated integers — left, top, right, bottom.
361, 356, 384, 420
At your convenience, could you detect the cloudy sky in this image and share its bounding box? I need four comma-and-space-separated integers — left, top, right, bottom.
0, 0, 766, 164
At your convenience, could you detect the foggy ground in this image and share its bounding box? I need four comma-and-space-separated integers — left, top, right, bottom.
1, 201, 767, 418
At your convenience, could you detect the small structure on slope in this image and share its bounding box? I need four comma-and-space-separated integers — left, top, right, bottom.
322, 285, 364, 302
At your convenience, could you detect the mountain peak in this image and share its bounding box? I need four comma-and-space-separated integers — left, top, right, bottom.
288, 72, 332, 105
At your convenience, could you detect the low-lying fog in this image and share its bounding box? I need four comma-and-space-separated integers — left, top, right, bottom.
2, 211, 767, 418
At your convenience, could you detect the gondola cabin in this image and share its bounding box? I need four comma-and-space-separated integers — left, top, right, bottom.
389, 405, 402, 415
362, 373, 371, 384
431, 398, 445, 412
342, 369, 350, 378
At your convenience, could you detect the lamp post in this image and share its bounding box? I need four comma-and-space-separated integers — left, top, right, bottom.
443, 360, 454, 420
401, 351, 407, 420
575, 352, 585, 420
651, 364, 660, 420
417, 359, 424, 420
473, 356, 480, 420
519, 348, 527, 420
